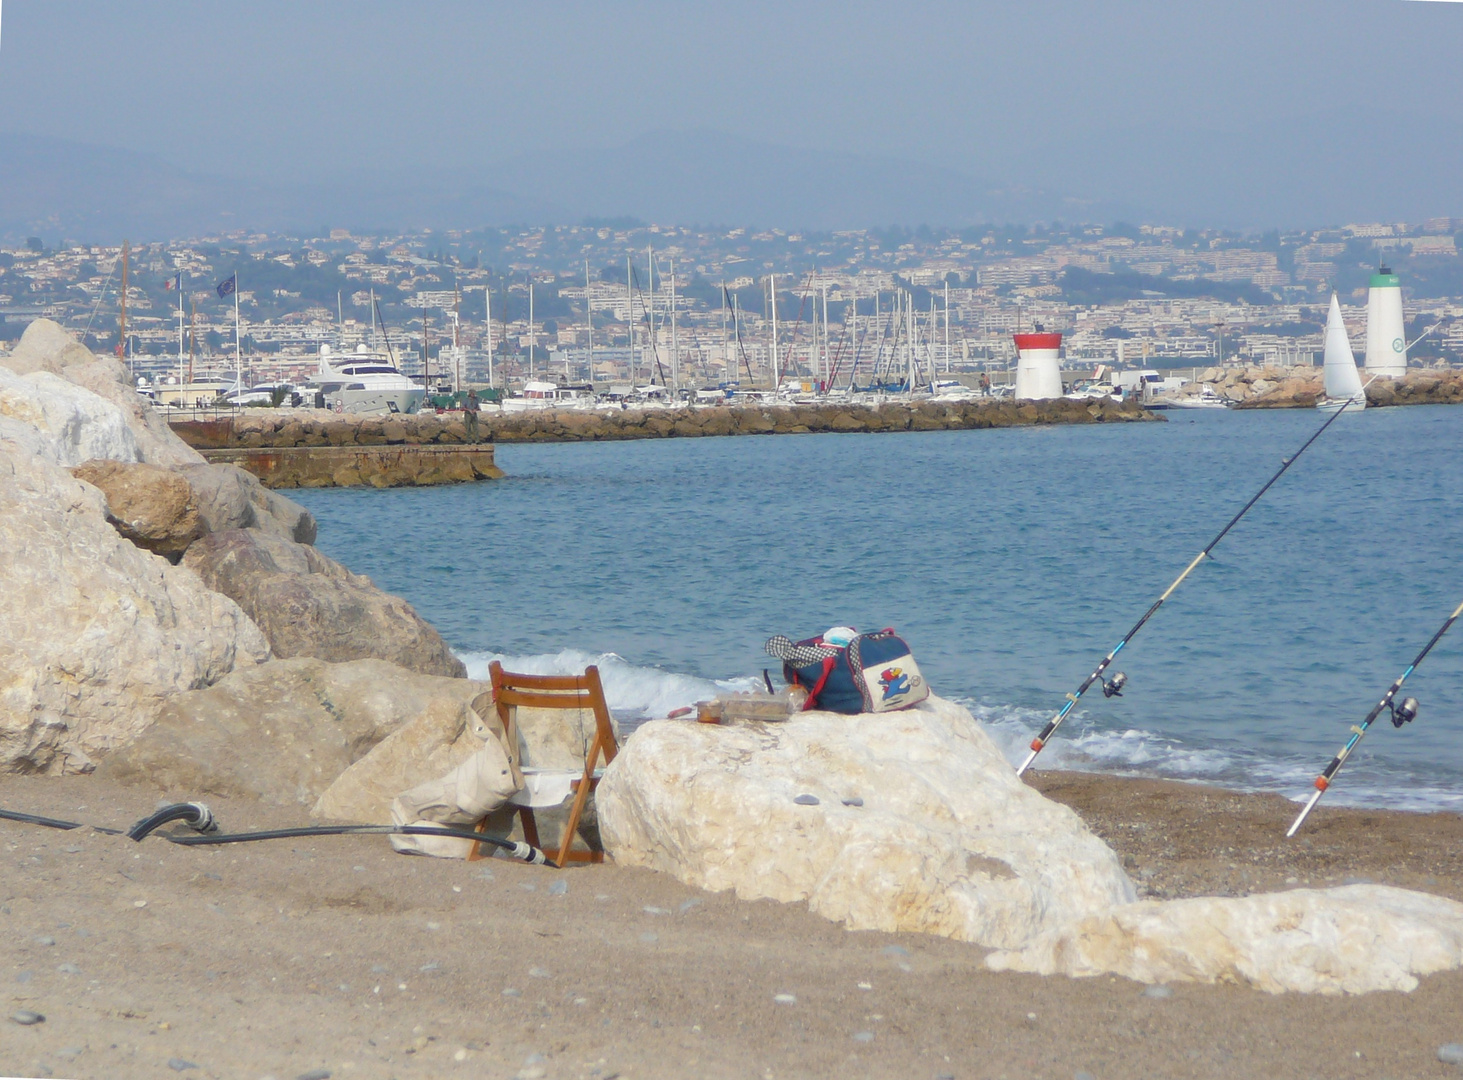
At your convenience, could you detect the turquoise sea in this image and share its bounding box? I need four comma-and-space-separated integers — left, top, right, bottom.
292, 405, 1463, 812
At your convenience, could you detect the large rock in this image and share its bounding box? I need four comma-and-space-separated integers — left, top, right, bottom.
71, 459, 202, 560
96, 657, 481, 804
182, 528, 465, 677
61, 356, 204, 467
985, 885, 1463, 995
598, 697, 1136, 950
178, 462, 317, 544
0, 366, 141, 466
3, 320, 203, 467
2, 318, 93, 376
0, 452, 269, 773
313, 687, 508, 823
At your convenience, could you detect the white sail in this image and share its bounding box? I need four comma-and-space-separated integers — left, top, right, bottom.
1322, 293, 1365, 401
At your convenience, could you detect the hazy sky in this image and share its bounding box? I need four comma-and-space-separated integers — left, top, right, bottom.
2, 0, 1461, 227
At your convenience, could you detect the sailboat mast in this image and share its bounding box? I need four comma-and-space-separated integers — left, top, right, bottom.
626, 255, 635, 386
528, 279, 534, 380
944, 280, 951, 373
119, 240, 129, 372
188, 297, 196, 385
721, 281, 730, 384
769, 274, 778, 390
176, 270, 184, 383
585, 260, 592, 384
485, 285, 494, 389
670, 256, 679, 393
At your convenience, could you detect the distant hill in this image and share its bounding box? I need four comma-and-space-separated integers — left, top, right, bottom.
1059, 266, 1278, 306
0, 130, 1146, 243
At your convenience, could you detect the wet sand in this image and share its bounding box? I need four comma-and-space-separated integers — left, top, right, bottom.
2, 770, 1462, 1080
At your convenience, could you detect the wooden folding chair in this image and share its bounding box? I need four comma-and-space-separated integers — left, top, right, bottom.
469, 660, 618, 868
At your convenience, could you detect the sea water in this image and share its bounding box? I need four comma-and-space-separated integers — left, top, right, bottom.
292, 404, 1463, 812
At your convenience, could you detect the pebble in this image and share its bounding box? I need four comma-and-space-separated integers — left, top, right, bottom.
133, 900, 147, 908
857, 981, 872, 990
370, 964, 388, 974
1142, 985, 1173, 999
10, 1010, 44, 1025
296, 1070, 332, 1080
33, 935, 55, 947
529, 966, 551, 979
547, 880, 568, 896
57, 1047, 83, 1058
793, 794, 820, 806
643, 906, 669, 916
419, 962, 440, 973
167, 1059, 199, 1072
841, 797, 864, 807
517, 1051, 548, 1080
852, 1031, 874, 1043
1440, 1044, 1463, 1065
773, 993, 796, 1005
677, 898, 702, 913
57, 963, 81, 975
502, 988, 521, 998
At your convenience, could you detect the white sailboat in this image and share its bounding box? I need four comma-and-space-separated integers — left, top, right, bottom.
1317, 293, 1367, 414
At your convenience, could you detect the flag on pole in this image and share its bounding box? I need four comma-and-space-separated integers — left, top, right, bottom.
164, 273, 181, 291
216, 273, 236, 300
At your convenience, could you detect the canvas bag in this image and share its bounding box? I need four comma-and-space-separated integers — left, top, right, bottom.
765, 628, 929, 714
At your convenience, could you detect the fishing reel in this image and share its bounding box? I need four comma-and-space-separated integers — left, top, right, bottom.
1101, 671, 1128, 699
1389, 697, 1419, 729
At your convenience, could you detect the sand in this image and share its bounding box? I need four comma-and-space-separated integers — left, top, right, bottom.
3, 770, 1462, 1080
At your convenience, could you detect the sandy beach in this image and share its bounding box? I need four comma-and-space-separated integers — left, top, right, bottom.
3, 769, 1461, 1080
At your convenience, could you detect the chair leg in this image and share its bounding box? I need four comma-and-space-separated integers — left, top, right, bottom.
552, 742, 603, 869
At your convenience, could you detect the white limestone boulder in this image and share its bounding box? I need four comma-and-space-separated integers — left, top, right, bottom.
597, 696, 1136, 950
985, 884, 1463, 995
1, 319, 203, 467
0, 452, 269, 773
0, 365, 141, 466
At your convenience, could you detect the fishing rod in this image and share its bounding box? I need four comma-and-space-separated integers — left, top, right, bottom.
1016, 399, 1358, 777
1286, 596, 1463, 837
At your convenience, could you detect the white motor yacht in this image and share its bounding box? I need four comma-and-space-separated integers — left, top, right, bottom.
500, 380, 597, 412
307, 344, 425, 416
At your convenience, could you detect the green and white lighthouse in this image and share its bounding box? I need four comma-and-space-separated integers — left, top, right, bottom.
1364, 266, 1407, 377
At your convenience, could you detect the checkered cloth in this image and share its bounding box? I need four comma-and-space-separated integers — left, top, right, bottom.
764, 635, 842, 667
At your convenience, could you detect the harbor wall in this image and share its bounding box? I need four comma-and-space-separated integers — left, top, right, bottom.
199, 444, 504, 489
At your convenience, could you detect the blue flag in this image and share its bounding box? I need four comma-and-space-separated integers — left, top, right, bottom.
216, 273, 236, 300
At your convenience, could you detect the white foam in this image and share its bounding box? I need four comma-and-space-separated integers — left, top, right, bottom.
458, 648, 762, 722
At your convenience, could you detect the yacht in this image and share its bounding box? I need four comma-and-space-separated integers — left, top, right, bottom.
307, 344, 426, 416
500, 380, 597, 412
1164, 384, 1231, 410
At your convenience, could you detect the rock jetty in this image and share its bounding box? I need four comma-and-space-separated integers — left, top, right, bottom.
176, 395, 1157, 452
1166, 364, 1463, 409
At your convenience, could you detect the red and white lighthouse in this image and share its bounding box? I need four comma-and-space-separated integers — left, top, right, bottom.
1013, 332, 1063, 400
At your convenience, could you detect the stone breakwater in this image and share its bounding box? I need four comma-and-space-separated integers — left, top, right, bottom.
1173, 364, 1463, 410
174, 395, 1158, 451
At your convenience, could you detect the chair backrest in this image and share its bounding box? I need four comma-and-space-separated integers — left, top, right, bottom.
489, 660, 618, 767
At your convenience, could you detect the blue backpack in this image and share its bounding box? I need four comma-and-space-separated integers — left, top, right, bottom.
765, 629, 929, 714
